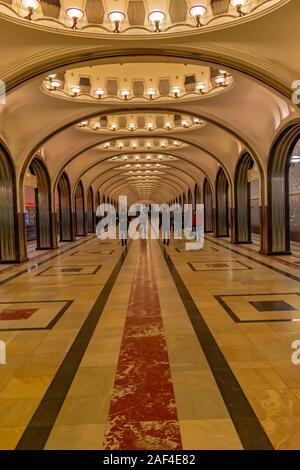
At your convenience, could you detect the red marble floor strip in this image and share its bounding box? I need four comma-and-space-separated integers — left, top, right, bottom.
0, 308, 37, 320
104, 240, 182, 450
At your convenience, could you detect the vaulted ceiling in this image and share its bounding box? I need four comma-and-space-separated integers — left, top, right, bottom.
0, 0, 299, 206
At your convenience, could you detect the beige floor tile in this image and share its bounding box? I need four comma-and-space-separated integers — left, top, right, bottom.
45, 424, 106, 450
0, 426, 25, 450
175, 391, 229, 420
0, 398, 40, 427
180, 419, 242, 450
55, 395, 111, 426
233, 367, 288, 390
68, 367, 115, 397
171, 366, 217, 392
272, 366, 300, 388
261, 417, 300, 450
246, 388, 300, 419
0, 376, 52, 399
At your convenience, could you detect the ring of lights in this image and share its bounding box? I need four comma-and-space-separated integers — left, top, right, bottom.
41, 62, 234, 104
97, 139, 186, 152
76, 113, 206, 134
0, 0, 284, 37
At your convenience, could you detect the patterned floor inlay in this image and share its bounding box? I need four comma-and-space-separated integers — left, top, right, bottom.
37, 265, 102, 276
188, 260, 251, 271
0, 300, 73, 330
70, 250, 114, 256
104, 240, 182, 450
216, 294, 300, 323
175, 247, 219, 253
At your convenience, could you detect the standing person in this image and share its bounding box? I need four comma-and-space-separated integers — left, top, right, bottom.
140, 206, 148, 239
119, 208, 128, 246
161, 206, 170, 246
192, 210, 197, 232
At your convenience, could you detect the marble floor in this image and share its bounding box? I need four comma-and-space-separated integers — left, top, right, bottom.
1, 234, 300, 449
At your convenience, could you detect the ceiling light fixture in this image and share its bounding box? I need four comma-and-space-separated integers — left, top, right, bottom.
48, 78, 62, 90
171, 86, 181, 98
189, 4, 207, 27
70, 85, 81, 96
121, 89, 130, 100
215, 75, 226, 86
66, 7, 84, 29
146, 88, 156, 100
230, 0, 247, 16
147, 123, 154, 131
148, 10, 166, 32
94, 88, 104, 99
108, 11, 126, 33
196, 82, 206, 94
22, 0, 40, 20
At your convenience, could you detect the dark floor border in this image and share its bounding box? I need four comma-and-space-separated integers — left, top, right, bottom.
0, 300, 73, 332
216, 293, 300, 324
36, 265, 102, 276
15, 244, 130, 450
187, 260, 252, 272
162, 245, 274, 451
175, 247, 219, 253
206, 236, 300, 284
70, 250, 114, 256
0, 237, 96, 287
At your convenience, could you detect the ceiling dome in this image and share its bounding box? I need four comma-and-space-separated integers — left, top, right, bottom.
42, 62, 234, 103
1, 0, 284, 37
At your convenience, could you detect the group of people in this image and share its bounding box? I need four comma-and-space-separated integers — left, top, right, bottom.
96, 207, 201, 246
119, 208, 200, 246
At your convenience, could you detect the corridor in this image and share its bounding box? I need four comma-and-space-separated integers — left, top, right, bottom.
0, 0, 300, 455
1, 234, 300, 450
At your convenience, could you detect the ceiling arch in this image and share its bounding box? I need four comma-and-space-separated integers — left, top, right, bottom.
1, 2, 300, 211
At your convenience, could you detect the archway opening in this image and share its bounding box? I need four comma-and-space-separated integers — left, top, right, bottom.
75, 181, 86, 237
289, 138, 300, 254
203, 179, 213, 233
24, 158, 53, 255
87, 187, 95, 233
0, 145, 18, 263
57, 172, 73, 242
195, 184, 201, 208
234, 153, 261, 247
268, 125, 300, 255
216, 169, 230, 238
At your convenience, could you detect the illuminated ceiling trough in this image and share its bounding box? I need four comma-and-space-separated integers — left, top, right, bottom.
0, 0, 283, 36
